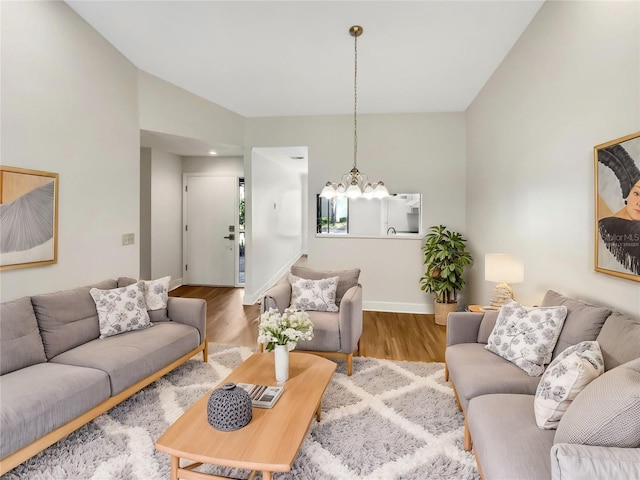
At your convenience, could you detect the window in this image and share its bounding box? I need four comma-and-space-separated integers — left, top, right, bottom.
317, 196, 349, 234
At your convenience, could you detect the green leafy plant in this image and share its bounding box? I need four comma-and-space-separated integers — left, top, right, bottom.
420, 225, 473, 304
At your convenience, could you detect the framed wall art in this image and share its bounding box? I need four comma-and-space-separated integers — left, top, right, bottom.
0, 166, 59, 270
594, 131, 640, 282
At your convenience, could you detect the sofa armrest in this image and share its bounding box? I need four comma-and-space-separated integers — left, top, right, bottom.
446, 312, 484, 346
338, 285, 363, 354
167, 297, 207, 344
551, 443, 640, 480
261, 283, 291, 314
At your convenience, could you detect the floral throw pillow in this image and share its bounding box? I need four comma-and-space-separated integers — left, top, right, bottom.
90, 281, 152, 338
534, 341, 604, 429
289, 274, 339, 312
143, 276, 170, 311
485, 300, 567, 376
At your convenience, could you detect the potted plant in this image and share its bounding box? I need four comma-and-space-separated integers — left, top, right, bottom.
420, 225, 473, 325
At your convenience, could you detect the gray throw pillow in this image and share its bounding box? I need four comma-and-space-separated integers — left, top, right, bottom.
555, 358, 640, 447
290, 266, 360, 305
541, 290, 611, 359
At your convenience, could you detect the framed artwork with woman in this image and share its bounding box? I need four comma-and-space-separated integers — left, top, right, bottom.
594, 131, 640, 282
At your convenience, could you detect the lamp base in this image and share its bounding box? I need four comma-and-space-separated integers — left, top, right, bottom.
489, 282, 514, 308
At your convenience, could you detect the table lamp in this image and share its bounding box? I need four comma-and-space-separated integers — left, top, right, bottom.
485, 253, 524, 308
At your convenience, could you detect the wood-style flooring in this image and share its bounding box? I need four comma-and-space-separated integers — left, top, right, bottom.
170, 286, 447, 363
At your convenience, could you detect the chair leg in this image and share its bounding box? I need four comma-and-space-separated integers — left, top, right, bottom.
444, 363, 449, 381
464, 416, 472, 451
346, 353, 353, 376
203, 341, 208, 362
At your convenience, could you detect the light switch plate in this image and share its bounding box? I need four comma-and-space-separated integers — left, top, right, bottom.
122, 233, 135, 245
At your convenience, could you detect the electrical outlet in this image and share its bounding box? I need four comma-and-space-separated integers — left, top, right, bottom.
122, 233, 135, 245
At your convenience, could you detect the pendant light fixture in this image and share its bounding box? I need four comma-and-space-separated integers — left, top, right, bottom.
320, 25, 389, 200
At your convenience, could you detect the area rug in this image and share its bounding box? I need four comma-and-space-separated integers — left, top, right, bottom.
2, 344, 479, 480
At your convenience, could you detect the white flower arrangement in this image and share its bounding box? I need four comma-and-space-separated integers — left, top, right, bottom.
258, 308, 314, 352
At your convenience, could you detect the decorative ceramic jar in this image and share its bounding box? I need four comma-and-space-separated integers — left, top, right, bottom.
206, 382, 252, 431
274, 344, 289, 384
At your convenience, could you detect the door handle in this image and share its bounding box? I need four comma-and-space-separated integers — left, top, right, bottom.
224, 234, 235, 240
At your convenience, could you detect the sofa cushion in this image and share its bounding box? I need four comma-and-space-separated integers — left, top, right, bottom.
541, 290, 611, 359
446, 343, 540, 411
289, 273, 339, 312
485, 301, 567, 376
534, 341, 604, 429
295, 311, 341, 352
555, 358, 640, 448
0, 362, 110, 459
290, 266, 360, 305
31, 279, 117, 359
90, 281, 152, 338
467, 394, 556, 480
596, 311, 640, 370
0, 297, 47, 375
477, 310, 500, 344
49, 322, 200, 395
142, 276, 170, 311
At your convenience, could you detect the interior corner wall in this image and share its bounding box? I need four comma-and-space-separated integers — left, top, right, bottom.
140, 148, 152, 280
182, 156, 244, 176
244, 149, 305, 303
1, 1, 139, 301
149, 149, 183, 285
245, 113, 467, 312
466, 0, 640, 316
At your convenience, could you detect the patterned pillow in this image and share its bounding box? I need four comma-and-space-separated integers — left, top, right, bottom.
143, 276, 170, 311
90, 281, 152, 338
289, 274, 339, 312
534, 341, 604, 429
485, 300, 567, 376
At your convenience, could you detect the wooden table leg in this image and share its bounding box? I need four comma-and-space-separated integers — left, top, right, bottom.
170, 456, 179, 480
262, 471, 272, 480
316, 400, 322, 422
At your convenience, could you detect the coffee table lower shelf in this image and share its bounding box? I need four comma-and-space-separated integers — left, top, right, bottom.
156, 352, 336, 480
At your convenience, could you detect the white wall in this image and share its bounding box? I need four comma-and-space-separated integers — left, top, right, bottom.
245, 149, 305, 302
245, 113, 467, 312
1, 1, 139, 301
183, 156, 244, 176
138, 71, 245, 149
149, 149, 183, 286
140, 147, 152, 279
466, 0, 640, 317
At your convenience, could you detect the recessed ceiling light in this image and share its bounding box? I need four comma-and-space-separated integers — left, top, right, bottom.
209, 150, 218, 155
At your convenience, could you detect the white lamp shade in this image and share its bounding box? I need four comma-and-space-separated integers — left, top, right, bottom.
373, 183, 389, 198
485, 253, 524, 284
320, 184, 336, 199
346, 184, 362, 198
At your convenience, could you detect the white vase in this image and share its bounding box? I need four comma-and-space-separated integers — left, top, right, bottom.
274, 344, 289, 384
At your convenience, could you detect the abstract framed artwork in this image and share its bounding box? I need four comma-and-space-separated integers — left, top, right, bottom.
0, 166, 59, 270
594, 131, 640, 282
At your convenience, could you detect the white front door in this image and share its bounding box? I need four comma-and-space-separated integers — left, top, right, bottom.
184, 175, 236, 286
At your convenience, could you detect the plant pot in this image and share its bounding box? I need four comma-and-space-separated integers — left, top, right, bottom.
434, 302, 457, 326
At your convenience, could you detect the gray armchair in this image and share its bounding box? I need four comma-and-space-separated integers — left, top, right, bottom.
261, 266, 363, 376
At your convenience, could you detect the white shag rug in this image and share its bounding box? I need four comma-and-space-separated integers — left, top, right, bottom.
2, 344, 479, 480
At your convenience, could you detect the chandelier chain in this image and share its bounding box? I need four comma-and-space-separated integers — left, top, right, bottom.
353, 31, 358, 170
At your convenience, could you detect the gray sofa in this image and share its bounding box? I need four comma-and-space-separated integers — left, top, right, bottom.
0, 278, 207, 475
446, 290, 640, 480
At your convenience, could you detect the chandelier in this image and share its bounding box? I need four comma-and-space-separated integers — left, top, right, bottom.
320, 25, 389, 200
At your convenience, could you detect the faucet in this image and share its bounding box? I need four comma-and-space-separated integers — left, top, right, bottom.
387, 226, 396, 235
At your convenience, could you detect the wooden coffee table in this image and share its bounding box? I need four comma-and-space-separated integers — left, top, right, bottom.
155, 352, 336, 480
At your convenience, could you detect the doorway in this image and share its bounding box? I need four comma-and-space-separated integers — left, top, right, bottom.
183, 175, 237, 286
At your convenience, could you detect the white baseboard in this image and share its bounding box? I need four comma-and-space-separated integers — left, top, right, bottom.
363, 301, 432, 314
169, 277, 183, 291
243, 253, 303, 305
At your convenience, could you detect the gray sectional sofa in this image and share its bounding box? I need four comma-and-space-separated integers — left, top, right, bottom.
445, 290, 640, 480
0, 278, 207, 475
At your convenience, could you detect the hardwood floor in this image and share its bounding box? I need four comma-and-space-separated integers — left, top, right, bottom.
170, 286, 447, 363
